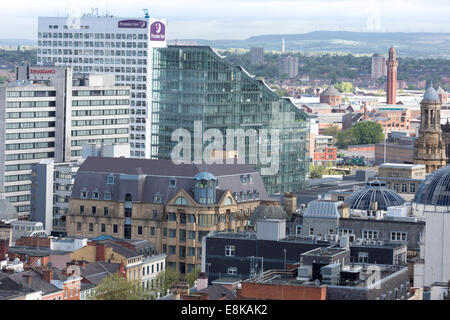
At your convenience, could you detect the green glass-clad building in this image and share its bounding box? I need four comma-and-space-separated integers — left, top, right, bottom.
150, 45, 309, 194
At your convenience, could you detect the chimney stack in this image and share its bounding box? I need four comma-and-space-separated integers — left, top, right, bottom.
43, 267, 53, 283
196, 272, 208, 291
283, 192, 297, 215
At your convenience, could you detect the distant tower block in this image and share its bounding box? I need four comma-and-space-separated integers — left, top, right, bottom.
386, 47, 398, 104
282, 37, 285, 53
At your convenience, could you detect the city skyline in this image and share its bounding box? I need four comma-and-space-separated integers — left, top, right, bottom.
2, 0, 450, 41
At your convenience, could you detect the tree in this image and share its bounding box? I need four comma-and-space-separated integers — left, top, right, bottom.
309, 164, 326, 179
352, 121, 384, 145
322, 124, 340, 139
185, 267, 201, 287
335, 81, 354, 93
91, 273, 151, 300
336, 127, 357, 148
152, 267, 181, 297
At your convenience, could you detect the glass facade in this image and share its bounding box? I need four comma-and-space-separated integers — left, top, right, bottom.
150, 45, 309, 193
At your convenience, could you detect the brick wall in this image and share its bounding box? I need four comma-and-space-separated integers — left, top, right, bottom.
15, 237, 50, 248
237, 282, 326, 300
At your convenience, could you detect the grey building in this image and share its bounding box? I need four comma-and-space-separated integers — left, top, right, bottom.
278, 55, 299, 78
250, 47, 264, 65
1, 66, 130, 216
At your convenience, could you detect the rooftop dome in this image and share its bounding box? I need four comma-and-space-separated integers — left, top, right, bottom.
414, 165, 450, 206
249, 200, 287, 225
0, 186, 19, 221
344, 180, 406, 211
422, 84, 440, 103
321, 86, 340, 97
193, 171, 217, 181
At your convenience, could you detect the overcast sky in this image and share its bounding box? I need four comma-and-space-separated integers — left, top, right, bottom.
3, 0, 450, 40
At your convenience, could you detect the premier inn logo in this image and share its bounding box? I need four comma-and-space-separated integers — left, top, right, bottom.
118, 20, 147, 29
150, 21, 165, 41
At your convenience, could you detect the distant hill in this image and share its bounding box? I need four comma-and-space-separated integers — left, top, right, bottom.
181, 31, 450, 58
0, 39, 37, 47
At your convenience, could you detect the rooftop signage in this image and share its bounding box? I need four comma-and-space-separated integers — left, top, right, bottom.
150, 21, 165, 41
30, 69, 56, 74
118, 20, 147, 29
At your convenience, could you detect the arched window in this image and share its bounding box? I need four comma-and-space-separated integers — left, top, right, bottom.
175, 197, 188, 205
224, 197, 233, 205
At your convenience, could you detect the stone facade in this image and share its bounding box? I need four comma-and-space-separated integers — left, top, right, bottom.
414, 87, 447, 174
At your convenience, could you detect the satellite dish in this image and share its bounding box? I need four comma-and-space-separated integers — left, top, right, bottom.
314, 279, 320, 286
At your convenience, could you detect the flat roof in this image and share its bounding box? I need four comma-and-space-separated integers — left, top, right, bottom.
379, 163, 425, 169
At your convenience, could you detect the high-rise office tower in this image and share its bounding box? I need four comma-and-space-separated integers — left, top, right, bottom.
250, 47, 264, 65
0, 66, 130, 216
371, 53, 387, 79
386, 47, 398, 104
37, 14, 167, 159
150, 45, 310, 194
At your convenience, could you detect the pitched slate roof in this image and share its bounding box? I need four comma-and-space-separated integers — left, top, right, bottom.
197, 284, 236, 300
321, 86, 341, 97
79, 261, 120, 285
303, 200, 343, 219
8, 270, 60, 295
72, 157, 268, 204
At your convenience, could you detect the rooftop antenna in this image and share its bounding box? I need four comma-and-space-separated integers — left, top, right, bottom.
143, 9, 150, 19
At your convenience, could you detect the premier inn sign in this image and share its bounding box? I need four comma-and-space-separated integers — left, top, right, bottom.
118, 20, 147, 28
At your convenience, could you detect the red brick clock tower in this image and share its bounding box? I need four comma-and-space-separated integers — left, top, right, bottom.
386, 47, 398, 105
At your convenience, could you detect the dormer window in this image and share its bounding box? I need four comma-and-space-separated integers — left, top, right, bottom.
248, 175, 253, 183
154, 193, 162, 203
107, 174, 115, 184
241, 175, 247, 184
80, 190, 88, 199
92, 191, 99, 199
104, 190, 112, 201
169, 178, 177, 187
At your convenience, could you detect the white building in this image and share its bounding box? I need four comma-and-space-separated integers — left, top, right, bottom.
9, 221, 48, 243
37, 14, 168, 159
1, 66, 130, 216
412, 165, 450, 294
141, 253, 166, 291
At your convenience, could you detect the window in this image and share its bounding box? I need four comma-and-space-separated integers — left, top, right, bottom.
358, 252, 368, 263
188, 247, 196, 256
225, 245, 235, 257
309, 228, 314, 236
337, 196, 345, 201
188, 214, 196, 223
362, 230, 379, 239
104, 207, 109, 215
104, 191, 111, 200
77, 222, 81, 232
410, 183, 416, 193
295, 225, 302, 236
179, 229, 186, 241
224, 197, 233, 205
169, 229, 176, 238
401, 183, 407, 193
107, 175, 114, 184
188, 230, 196, 240
80, 191, 87, 198
80, 206, 84, 214
169, 246, 176, 254
150, 226, 155, 236
113, 224, 118, 233
101, 224, 106, 233
391, 232, 407, 241
89, 223, 93, 232
168, 212, 176, 221
169, 179, 177, 187
152, 210, 158, 219
138, 226, 143, 235
92, 206, 96, 215
227, 267, 238, 275
175, 197, 188, 205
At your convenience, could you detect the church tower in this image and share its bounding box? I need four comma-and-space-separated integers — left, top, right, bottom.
414, 83, 447, 174
386, 47, 398, 105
